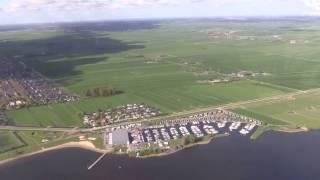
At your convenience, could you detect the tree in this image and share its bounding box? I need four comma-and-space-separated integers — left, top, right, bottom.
93, 88, 100, 97
86, 85, 116, 97
102, 89, 110, 96
85, 89, 93, 97
183, 135, 197, 145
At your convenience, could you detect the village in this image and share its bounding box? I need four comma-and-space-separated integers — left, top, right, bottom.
203, 30, 308, 45
105, 109, 261, 156
0, 109, 14, 126
0, 57, 79, 110
83, 103, 161, 127
197, 70, 270, 84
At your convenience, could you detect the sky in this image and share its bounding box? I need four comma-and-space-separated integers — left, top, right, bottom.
0, 0, 320, 25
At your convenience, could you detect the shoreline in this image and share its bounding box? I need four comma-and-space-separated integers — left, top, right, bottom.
251, 125, 309, 139
0, 135, 224, 165
137, 127, 310, 159
138, 134, 230, 159
0, 127, 310, 166
275, 127, 309, 133
138, 139, 213, 159
0, 141, 110, 166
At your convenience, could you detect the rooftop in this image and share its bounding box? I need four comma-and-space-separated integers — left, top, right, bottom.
111, 129, 129, 146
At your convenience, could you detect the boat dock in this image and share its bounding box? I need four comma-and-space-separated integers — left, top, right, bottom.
138, 120, 258, 144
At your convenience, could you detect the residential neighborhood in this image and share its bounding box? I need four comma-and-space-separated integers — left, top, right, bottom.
0, 57, 79, 109
83, 103, 161, 127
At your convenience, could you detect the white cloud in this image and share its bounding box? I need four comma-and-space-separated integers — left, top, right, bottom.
0, 0, 318, 25
1, 0, 204, 12
2, 0, 314, 14
304, 0, 320, 11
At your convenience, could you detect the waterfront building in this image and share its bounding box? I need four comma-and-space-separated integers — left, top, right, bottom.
108, 129, 130, 146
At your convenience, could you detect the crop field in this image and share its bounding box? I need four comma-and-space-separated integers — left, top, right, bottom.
0, 131, 25, 153
234, 90, 320, 129
2, 20, 320, 127
15, 131, 65, 146
0, 131, 72, 161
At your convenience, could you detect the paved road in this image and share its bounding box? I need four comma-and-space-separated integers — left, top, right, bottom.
0, 126, 85, 132
1, 88, 319, 132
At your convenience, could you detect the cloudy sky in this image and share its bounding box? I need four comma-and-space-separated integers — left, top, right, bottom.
0, 0, 320, 25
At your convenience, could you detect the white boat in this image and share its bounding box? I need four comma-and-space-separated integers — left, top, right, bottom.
229, 122, 241, 131
239, 129, 249, 135
217, 121, 226, 128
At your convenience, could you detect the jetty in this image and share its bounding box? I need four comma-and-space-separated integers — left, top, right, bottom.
87, 152, 107, 170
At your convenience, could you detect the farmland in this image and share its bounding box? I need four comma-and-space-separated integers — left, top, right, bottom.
1, 19, 320, 129
0, 130, 73, 161
0, 131, 24, 153
7, 81, 285, 127
234, 90, 320, 129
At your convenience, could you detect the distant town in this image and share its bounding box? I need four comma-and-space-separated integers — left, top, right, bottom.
0, 57, 79, 109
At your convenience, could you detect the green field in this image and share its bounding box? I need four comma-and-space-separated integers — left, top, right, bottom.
234, 91, 320, 129
0, 131, 25, 153
0, 130, 76, 161
7, 81, 286, 127
2, 20, 320, 127
232, 109, 289, 126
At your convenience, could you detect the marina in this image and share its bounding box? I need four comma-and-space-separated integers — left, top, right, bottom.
138, 120, 257, 145
105, 110, 261, 155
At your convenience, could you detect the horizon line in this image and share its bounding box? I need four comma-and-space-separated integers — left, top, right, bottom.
1, 15, 320, 27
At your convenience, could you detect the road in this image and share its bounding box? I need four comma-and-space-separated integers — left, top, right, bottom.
0, 126, 84, 132
1, 88, 319, 132
105, 87, 320, 128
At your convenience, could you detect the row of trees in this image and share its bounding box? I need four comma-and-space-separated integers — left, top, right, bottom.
85, 86, 115, 97
183, 135, 201, 145
138, 147, 166, 156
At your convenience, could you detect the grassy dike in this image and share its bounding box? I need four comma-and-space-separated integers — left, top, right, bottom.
250, 125, 309, 140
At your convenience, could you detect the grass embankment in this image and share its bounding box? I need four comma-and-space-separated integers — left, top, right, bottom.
251, 125, 309, 139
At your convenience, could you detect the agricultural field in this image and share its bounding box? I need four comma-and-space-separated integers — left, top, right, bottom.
234, 90, 320, 129
15, 131, 65, 146
0, 130, 74, 161
1, 20, 320, 127
7, 80, 286, 127
0, 131, 25, 153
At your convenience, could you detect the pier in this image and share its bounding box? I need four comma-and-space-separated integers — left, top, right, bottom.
87, 152, 107, 170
